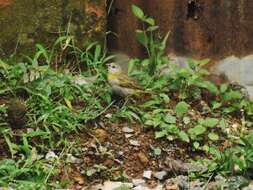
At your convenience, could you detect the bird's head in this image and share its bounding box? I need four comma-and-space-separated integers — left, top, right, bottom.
107, 62, 122, 74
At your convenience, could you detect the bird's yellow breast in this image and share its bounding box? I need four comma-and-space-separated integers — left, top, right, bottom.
108, 72, 121, 81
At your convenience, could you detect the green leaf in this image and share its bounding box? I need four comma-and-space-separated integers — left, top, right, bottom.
178, 131, 190, 143
220, 84, 228, 93
198, 59, 210, 66
145, 18, 155, 26
219, 118, 228, 129
147, 26, 159, 32
175, 101, 189, 117
86, 168, 96, 176
223, 90, 243, 101
199, 118, 219, 128
136, 30, 148, 47
196, 81, 218, 94
183, 116, 191, 125
159, 93, 170, 103
188, 125, 206, 136
160, 124, 179, 133
193, 141, 200, 149
164, 114, 176, 124
132, 4, 144, 19
155, 130, 167, 139
212, 101, 222, 110
153, 148, 162, 156
208, 133, 219, 141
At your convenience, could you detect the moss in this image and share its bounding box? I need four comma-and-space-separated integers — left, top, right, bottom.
0, 0, 106, 57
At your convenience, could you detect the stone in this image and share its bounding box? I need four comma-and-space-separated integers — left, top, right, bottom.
94, 128, 108, 143
125, 134, 134, 138
132, 186, 150, 190
138, 152, 149, 166
91, 181, 133, 190
45, 151, 58, 160
129, 140, 140, 146
154, 171, 168, 180
132, 179, 146, 186
122, 126, 134, 133
213, 54, 253, 98
165, 175, 188, 190
66, 154, 82, 164
143, 170, 152, 179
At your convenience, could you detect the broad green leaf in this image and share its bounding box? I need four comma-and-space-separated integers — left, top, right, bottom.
198, 59, 210, 66
193, 141, 200, 149
164, 114, 176, 124
128, 59, 136, 75
220, 84, 228, 93
153, 148, 162, 155
183, 116, 191, 125
188, 125, 206, 136
155, 130, 167, 139
199, 118, 219, 128
145, 17, 155, 26
219, 118, 228, 129
178, 131, 190, 143
208, 133, 219, 141
175, 101, 189, 117
212, 101, 222, 110
196, 81, 218, 94
147, 26, 159, 32
160, 124, 179, 133
159, 93, 170, 103
132, 4, 144, 19
223, 90, 243, 101
136, 30, 148, 47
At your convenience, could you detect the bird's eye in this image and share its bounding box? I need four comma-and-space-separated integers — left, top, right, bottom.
112, 65, 116, 68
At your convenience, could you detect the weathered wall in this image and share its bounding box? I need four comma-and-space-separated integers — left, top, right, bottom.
0, 0, 106, 57
108, 0, 253, 60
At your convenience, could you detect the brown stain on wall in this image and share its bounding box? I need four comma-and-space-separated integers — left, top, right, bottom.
108, 0, 253, 62
0, 0, 12, 8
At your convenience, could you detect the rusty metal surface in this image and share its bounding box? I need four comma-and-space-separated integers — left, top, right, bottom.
107, 0, 253, 60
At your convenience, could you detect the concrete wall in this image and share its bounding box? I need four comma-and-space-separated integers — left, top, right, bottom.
0, 0, 106, 57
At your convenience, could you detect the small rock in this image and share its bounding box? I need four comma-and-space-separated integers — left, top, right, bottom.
242, 184, 253, 190
125, 134, 134, 138
27, 128, 34, 133
132, 179, 146, 186
105, 113, 112, 118
94, 128, 108, 143
92, 181, 133, 190
133, 186, 150, 190
143, 170, 152, 179
122, 127, 134, 133
45, 151, 58, 160
165, 175, 188, 190
129, 140, 140, 146
138, 152, 149, 166
165, 183, 179, 190
164, 158, 189, 174
189, 179, 204, 190
73, 174, 85, 185
154, 171, 168, 180
66, 154, 82, 164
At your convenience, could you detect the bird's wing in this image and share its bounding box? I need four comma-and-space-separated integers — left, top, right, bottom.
117, 74, 144, 90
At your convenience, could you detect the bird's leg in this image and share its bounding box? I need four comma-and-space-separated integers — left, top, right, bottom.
122, 95, 131, 107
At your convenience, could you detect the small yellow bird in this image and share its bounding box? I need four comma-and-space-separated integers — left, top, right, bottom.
107, 62, 145, 97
